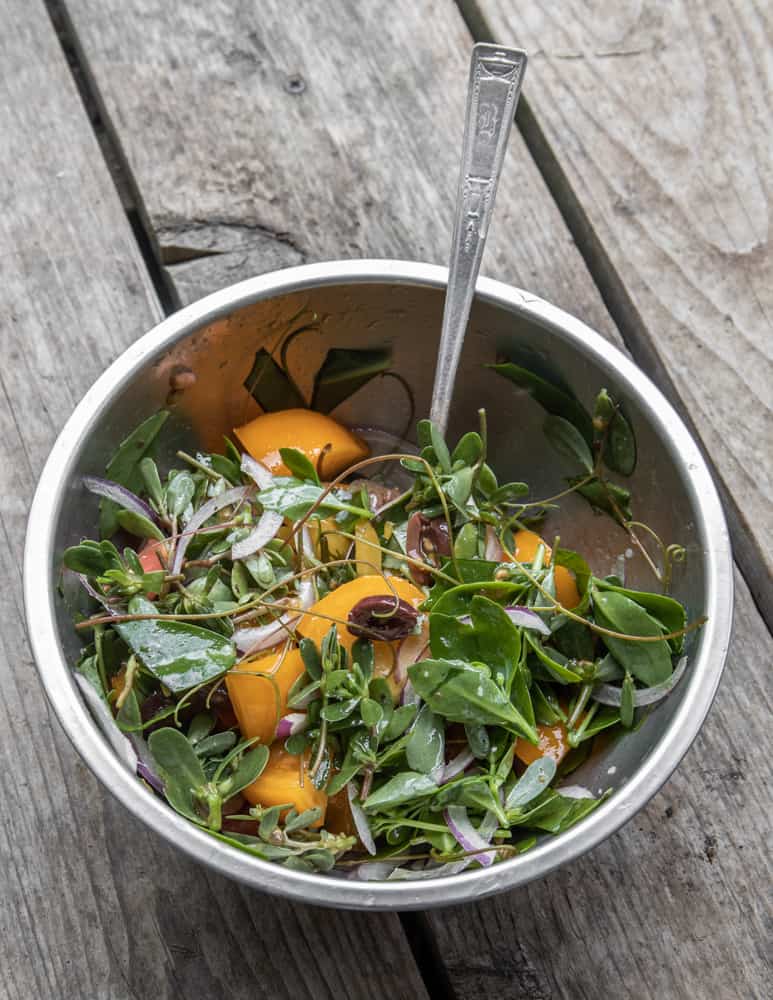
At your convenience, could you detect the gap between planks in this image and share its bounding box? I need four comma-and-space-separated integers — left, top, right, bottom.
43, 0, 179, 314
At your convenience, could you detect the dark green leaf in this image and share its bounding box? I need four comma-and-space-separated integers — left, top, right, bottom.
489, 481, 529, 504
320, 698, 360, 722
351, 639, 374, 683
408, 658, 537, 740
115, 508, 165, 541
220, 744, 270, 796
243, 348, 305, 412
593, 578, 686, 653
311, 347, 391, 413
490, 362, 593, 445
595, 390, 637, 476
477, 463, 498, 497
195, 731, 237, 758
360, 697, 383, 727
453, 522, 478, 560
284, 806, 323, 833
209, 453, 242, 484
187, 712, 215, 745
406, 705, 444, 774
544, 415, 594, 473
451, 432, 483, 467
299, 637, 322, 680
445, 467, 473, 507
362, 771, 438, 813
592, 589, 672, 686
279, 447, 321, 485
114, 596, 235, 692
140, 457, 165, 509
430, 595, 521, 687
573, 477, 632, 524
167, 472, 196, 518
381, 703, 418, 741
148, 727, 207, 823
63, 543, 109, 577
525, 632, 583, 684
101, 412, 169, 536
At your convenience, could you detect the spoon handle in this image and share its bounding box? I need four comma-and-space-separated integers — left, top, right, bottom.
430, 43, 527, 433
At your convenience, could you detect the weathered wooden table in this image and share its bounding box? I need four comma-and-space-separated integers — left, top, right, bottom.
2, 2, 770, 997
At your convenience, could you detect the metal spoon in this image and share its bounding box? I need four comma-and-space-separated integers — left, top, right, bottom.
429, 43, 528, 433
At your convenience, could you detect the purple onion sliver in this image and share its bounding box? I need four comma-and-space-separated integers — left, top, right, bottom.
241, 453, 273, 490
400, 679, 421, 706
347, 783, 377, 856
171, 485, 252, 575
82, 475, 159, 525
231, 509, 283, 561
438, 748, 475, 785
136, 759, 165, 795
443, 805, 495, 868
503, 605, 551, 636
234, 612, 300, 655
275, 712, 308, 740
592, 655, 688, 708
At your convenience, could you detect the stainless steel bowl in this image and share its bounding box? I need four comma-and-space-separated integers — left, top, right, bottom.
24, 261, 733, 909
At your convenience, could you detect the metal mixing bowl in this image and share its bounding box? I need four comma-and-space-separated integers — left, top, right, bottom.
24, 261, 733, 909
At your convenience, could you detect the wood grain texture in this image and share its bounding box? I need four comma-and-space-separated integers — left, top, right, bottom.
424, 567, 773, 999
60, 0, 616, 345
465, 0, 773, 625
0, 3, 427, 998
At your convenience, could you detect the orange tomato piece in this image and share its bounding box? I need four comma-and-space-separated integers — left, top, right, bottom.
226, 645, 306, 745
324, 788, 358, 838
137, 538, 167, 599
242, 745, 327, 827
510, 530, 580, 609
234, 408, 369, 479
297, 575, 425, 699
514, 722, 570, 766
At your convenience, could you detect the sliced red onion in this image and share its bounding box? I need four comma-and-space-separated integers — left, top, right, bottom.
83, 475, 158, 524
171, 485, 252, 575
240, 452, 273, 489
592, 655, 689, 707
234, 611, 300, 655
443, 805, 495, 867
231, 509, 283, 561
347, 783, 377, 856
387, 859, 472, 880
557, 784, 595, 799
478, 810, 499, 842
351, 861, 398, 881
275, 712, 308, 740
128, 733, 165, 794
504, 606, 551, 636
437, 748, 475, 784
484, 525, 505, 562
296, 525, 316, 610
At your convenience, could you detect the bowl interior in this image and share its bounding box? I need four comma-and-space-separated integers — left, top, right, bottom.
53, 276, 709, 818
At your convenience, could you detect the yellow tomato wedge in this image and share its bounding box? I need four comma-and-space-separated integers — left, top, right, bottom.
226, 645, 306, 745
514, 721, 570, 766
511, 529, 581, 610
234, 408, 369, 479
242, 746, 327, 826
297, 575, 426, 699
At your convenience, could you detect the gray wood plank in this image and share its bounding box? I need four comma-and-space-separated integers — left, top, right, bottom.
48, 1, 772, 998
0, 4, 427, 998
60, 0, 617, 341
424, 567, 773, 999
465, 0, 773, 626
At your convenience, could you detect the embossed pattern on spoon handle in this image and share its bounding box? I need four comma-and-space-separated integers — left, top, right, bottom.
430, 43, 527, 433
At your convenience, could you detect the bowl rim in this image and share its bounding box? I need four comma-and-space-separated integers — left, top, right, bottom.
23, 259, 733, 910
